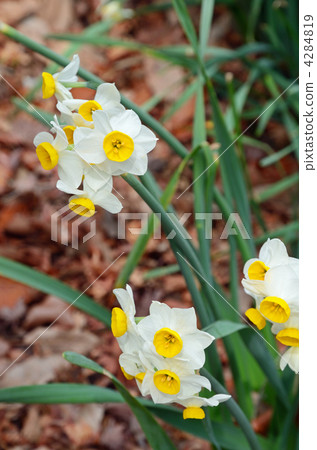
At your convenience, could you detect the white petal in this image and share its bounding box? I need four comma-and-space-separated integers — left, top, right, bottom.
62, 99, 86, 111
56, 179, 83, 195
205, 394, 231, 406
57, 54, 80, 82
95, 82, 121, 105
73, 131, 105, 164
265, 265, 298, 307
173, 307, 197, 334
33, 131, 54, 147
92, 110, 113, 135
149, 302, 173, 327
280, 347, 299, 373
113, 286, 136, 316
94, 191, 122, 214
180, 337, 206, 369
107, 152, 148, 176
84, 165, 112, 192
259, 238, 289, 267
242, 278, 266, 299
181, 374, 211, 396
110, 110, 141, 138
103, 101, 126, 117
52, 125, 68, 151
55, 82, 73, 102
58, 151, 84, 188
134, 125, 157, 153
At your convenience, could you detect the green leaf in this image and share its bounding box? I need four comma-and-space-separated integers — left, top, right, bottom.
0, 383, 122, 404
199, 0, 215, 56
255, 173, 299, 203
143, 264, 180, 280
63, 352, 176, 450
260, 144, 295, 167
204, 320, 247, 339
63, 352, 105, 374
0, 256, 111, 326
172, 0, 200, 54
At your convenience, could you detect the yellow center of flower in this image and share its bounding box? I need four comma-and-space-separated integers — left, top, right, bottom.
153, 370, 180, 395
68, 197, 95, 217
63, 125, 76, 144
78, 100, 103, 121
103, 131, 134, 162
248, 260, 270, 281
111, 307, 128, 337
245, 308, 266, 330
121, 366, 134, 380
260, 296, 290, 323
135, 372, 145, 383
42, 72, 56, 99
276, 328, 299, 347
183, 407, 205, 420
153, 327, 183, 358
36, 142, 59, 170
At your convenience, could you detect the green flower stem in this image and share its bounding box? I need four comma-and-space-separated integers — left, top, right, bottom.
0, 22, 188, 160
201, 368, 262, 450
62, 81, 99, 89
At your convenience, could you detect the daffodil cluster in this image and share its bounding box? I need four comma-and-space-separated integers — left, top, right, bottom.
34, 55, 157, 217
242, 238, 299, 373
111, 285, 231, 419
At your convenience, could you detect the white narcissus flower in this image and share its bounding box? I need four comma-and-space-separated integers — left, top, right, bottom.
259, 263, 298, 324
242, 239, 299, 330
242, 238, 295, 300
111, 285, 144, 354
138, 301, 214, 369
177, 394, 231, 419
34, 121, 84, 189
73, 109, 157, 176
271, 314, 299, 374
42, 54, 80, 101
57, 178, 122, 217
62, 83, 125, 123
139, 349, 211, 405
